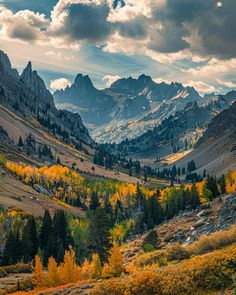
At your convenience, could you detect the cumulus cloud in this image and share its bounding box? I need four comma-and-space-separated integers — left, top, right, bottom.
183, 81, 219, 94
184, 58, 236, 77
0, 7, 49, 42
0, 0, 236, 94
216, 79, 236, 89
50, 78, 71, 91
1, 0, 236, 61
103, 75, 121, 87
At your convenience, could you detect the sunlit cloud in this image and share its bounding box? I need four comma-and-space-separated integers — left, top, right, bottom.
50, 77, 71, 91
103, 75, 121, 87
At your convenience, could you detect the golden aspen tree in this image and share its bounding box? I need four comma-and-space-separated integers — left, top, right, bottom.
91, 253, 102, 279
102, 243, 125, 278
46, 257, 60, 287
32, 255, 45, 288
81, 259, 92, 280
58, 246, 81, 284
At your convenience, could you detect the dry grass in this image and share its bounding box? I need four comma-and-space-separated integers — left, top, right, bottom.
94, 243, 236, 295
162, 150, 192, 164
187, 225, 236, 256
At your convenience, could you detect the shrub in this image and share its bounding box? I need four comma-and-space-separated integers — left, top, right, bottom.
0, 154, 6, 166
93, 244, 236, 295
3, 263, 32, 274
166, 243, 190, 262
142, 244, 155, 253
0, 267, 7, 278
187, 225, 236, 256
132, 249, 167, 269
143, 230, 159, 249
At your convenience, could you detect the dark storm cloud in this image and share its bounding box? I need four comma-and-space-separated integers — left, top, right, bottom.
1, 0, 236, 60
10, 25, 38, 41
118, 17, 148, 39
149, 0, 236, 59
61, 3, 113, 43
195, 0, 236, 59
148, 21, 189, 53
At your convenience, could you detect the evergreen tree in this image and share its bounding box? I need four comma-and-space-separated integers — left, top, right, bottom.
144, 169, 148, 182
57, 157, 61, 164
56, 240, 65, 264
218, 175, 227, 195
187, 160, 196, 173
136, 183, 145, 212
14, 229, 23, 263
18, 136, 24, 147
1, 230, 16, 265
105, 154, 113, 170
114, 200, 125, 223
39, 210, 52, 250
52, 210, 70, 249
104, 196, 114, 226
89, 192, 100, 211
206, 175, 220, 199
43, 233, 55, 266
87, 207, 111, 263
190, 183, 201, 208
22, 216, 38, 263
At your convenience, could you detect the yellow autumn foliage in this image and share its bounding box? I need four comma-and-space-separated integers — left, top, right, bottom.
102, 243, 125, 278
94, 243, 236, 295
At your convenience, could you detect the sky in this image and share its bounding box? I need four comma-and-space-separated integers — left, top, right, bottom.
0, 0, 236, 94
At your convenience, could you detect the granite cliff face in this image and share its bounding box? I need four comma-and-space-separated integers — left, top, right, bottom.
0, 50, 19, 79
0, 51, 93, 147
20, 61, 54, 104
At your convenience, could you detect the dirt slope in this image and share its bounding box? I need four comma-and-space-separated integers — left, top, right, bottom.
0, 167, 85, 217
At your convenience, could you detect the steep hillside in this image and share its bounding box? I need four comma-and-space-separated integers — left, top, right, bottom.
105, 92, 236, 166
0, 50, 140, 184
0, 51, 92, 149
174, 96, 236, 175
0, 166, 84, 217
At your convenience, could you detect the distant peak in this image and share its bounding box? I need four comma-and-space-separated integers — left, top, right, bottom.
138, 74, 152, 81
26, 61, 32, 71
74, 73, 94, 88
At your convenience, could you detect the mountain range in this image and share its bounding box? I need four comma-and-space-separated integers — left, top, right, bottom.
54, 74, 202, 142
112, 91, 236, 162
1, 48, 236, 177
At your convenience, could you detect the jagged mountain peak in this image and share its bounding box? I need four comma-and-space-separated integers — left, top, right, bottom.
74, 73, 94, 89
24, 61, 32, 73
20, 61, 53, 103
138, 74, 152, 81
0, 50, 19, 79
0, 50, 93, 147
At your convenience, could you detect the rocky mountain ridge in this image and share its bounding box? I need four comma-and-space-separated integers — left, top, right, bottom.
54, 74, 202, 141
105, 90, 236, 164
0, 50, 93, 148
173, 94, 236, 175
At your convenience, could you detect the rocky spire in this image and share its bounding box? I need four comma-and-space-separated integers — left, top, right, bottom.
20, 61, 53, 103
0, 50, 19, 79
